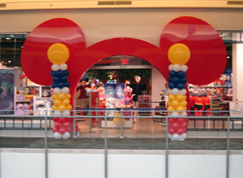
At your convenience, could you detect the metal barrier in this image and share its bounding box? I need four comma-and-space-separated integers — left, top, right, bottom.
1, 109, 243, 178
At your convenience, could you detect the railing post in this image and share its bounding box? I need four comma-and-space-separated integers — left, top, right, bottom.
104, 114, 108, 178
226, 117, 230, 178
73, 110, 76, 138
44, 111, 48, 178
119, 108, 124, 139
165, 116, 168, 178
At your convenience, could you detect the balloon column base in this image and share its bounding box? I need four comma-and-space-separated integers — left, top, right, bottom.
168, 133, 187, 141
53, 132, 71, 139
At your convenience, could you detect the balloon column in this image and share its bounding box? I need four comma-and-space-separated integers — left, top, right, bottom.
48, 43, 73, 139
167, 43, 190, 141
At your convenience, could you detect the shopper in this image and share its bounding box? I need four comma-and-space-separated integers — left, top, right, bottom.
76, 79, 90, 114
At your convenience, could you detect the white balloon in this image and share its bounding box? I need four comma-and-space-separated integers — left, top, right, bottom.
167, 89, 172, 95
63, 111, 70, 116
179, 89, 187, 95
168, 133, 172, 139
62, 132, 70, 139
134, 75, 141, 83
53, 111, 61, 116
51, 64, 59, 71
179, 111, 187, 117
172, 134, 179, 140
168, 64, 174, 71
60, 63, 68, 71
167, 113, 172, 116
53, 88, 61, 95
62, 87, 70, 94
181, 65, 188, 72
179, 133, 187, 141
171, 88, 179, 95
171, 112, 179, 117
172, 64, 181, 72
53, 132, 62, 139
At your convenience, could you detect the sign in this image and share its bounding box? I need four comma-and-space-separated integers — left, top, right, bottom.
229, 101, 243, 116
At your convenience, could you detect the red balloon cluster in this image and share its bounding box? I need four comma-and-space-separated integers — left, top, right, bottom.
52, 118, 74, 134
168, 118, 189, 135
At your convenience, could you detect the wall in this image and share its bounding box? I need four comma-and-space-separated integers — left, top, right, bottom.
1, 149, 243, 178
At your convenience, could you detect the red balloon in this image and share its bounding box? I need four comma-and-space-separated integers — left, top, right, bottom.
52, 127, 58, 133
63, 122, 71, 128
59, 127, 66, 134
59, 117, 67, 123
66, 118, 73, 122
168, 128, 175, 135
172, 123, 179, 131
55, 122, 61, 129
53, 118, 59, 122
183, 128, 187, 133
177, 118, 184, 125
181, 122, 188, 129
177, 128, 184, 135
168, 118, 175, 123
66, 126, 72, 132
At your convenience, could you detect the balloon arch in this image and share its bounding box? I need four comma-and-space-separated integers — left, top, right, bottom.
21, 16, 227, 140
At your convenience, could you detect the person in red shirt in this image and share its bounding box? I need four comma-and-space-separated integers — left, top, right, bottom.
76, 79, 91, 111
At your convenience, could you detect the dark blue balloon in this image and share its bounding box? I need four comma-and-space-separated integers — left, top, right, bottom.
168, 77, 173, 83
52, 83, 58, 88
172, 76, 180, 84
56, 70, 64, 77
63, 70, 70, 76
53, 77, 60, 83
56, 82, 64, 88
177, 83, 185, 89
61, 76, 68, 82
169, 70, 176, 77
177, 71, 186, 79
51, 71, 57, 77
181, 77, 188, 84
64, 82, 70, 87
168, 83, 175, 89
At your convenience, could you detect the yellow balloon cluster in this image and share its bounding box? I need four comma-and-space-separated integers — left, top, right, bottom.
47, 43, 70, 65
167, 94, 187, 113
168, 43, 190, 66
52, 93, 72, 111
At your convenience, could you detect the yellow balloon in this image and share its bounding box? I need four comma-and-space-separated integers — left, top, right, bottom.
171, 100, 179, 109
180, 100, 187, 107
168, 94, 175, 101
176, 106, 185, 112
54, 99, 61, 106
52, 105, 58, 110
63, 99, 70, 106
184, 95, 187, 100
47, 43, 70, 65
58, 93, 65, 101
167, 101, 172, 107
168, 43, 191, 65
167, 106, 174, 112
176, 94, 184, 102
51, 94, 58, 100
65, 93, 71, 99
58, 104, 66, 111
66, 104, 72, 110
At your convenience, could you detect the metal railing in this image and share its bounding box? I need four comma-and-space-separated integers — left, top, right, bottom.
0, 109, 243, 178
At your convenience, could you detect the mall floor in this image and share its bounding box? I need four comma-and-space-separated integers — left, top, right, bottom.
1, 118, 243, 150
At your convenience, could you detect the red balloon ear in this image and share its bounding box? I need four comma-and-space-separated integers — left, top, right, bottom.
160, 16, 227, 85
21, 18, 86, 86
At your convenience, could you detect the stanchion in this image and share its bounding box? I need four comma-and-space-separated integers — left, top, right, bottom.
104, 114, 108, 178
165, 116, 168, 178
226, 117, 230, 178
119, 108, 125, 138
44, 111, 48, 178
73, 115, 76, 138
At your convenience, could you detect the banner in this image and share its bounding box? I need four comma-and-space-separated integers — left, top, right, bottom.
229, 101, 243, 117
0, 69, 15, 115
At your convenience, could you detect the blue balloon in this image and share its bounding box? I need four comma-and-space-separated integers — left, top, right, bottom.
51, 71, 57, 77
181, 77, 188, 84
51, 83, 58, 88
61, 76, 68, 82
168, 77, 173, 83
63, 70, 70, 76
64, 82, 70, 87
177, 83, 185, 89
169, 70, 176, 77
56, 70, 64, 77
168, 83, 175, 89
56, 82, 64, 88
172, 76, 180, 84
53, 77, 60, 83
177, 71, 186, 79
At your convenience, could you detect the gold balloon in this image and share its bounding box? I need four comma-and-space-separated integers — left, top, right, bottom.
66, 104, 73, 110
176, 94, 184, 102
54, 99, 61, 106
184, 95, 187, 100
65, 93, 71, 99
176, 106, 185, 112
180, 100, 187, 107
58, 93, 65, 101
167, 101, 172, 106
168, 43, 191, 65
52, 105, 58, 110
63, 99, 70, 106
58, 104, 66, 111
171, 100, 179, 109
47, 43, 70, 65
167, 106, 174, 112
51, 94, 58, 100
168, 94, 175, 101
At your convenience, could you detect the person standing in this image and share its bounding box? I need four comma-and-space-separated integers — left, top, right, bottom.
76, 79, 90, 113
